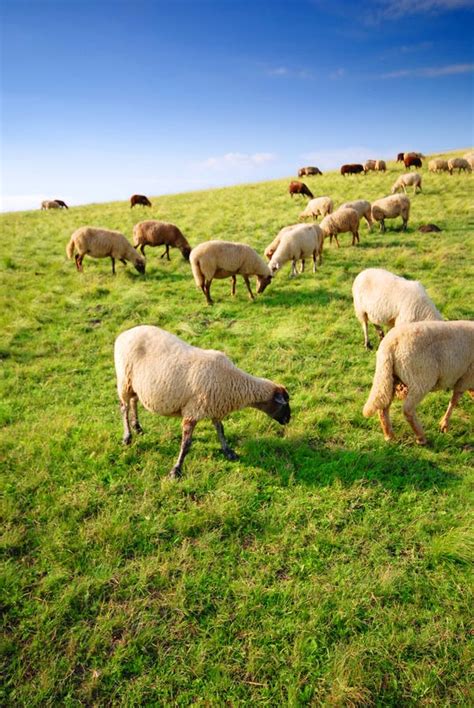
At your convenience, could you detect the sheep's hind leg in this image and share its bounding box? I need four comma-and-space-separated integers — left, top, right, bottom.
231, 275, 237, 296
375, 325, 385, 342
169, 418, 196, 479
111, 257, 116, 275
439, 390, 463, 433
130, 396, 143, 434
75, 254, 83, 272
360, 315, 372, 350
243, 276, 255, 300
378, 408, 394, 441
402, 395, 427, 445
213, 420, 238, 461
203, 280, 214, 305
120, 399, 132, 445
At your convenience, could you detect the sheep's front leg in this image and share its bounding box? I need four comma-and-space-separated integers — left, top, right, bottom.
300, 259, 305, 273
231, 275, 237, 296
203, 280, 214, 305
439, 390, 463, 433
375, 325, 385, 341
111, 257, 116, 275
160, 245, 170, 260
290, 259, 298, 277
312, 252, 317, 273
169, 418, 196, 479
213, 420, 238, 461
139, 244, 146, 256
243, 276, 255, 300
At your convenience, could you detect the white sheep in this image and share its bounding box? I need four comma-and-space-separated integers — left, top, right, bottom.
264, 224, 298, 260
319, 207, 360, 247
447, 157, 472, 175
371, 194, 410, 232
428, 158, 449, 173
375, 160, 386, 172
41, 200, 60, 210
190, 240, 272, 304
391, 172, 422, 194
268, 223, 324, 276
363, 320, 474, 445
340, 200, 372, 229
114, 325, 291, 478
66, 227, 146, 275
352, 268, 443, 349
299, 196, 334, 221
364, 160, 376, 172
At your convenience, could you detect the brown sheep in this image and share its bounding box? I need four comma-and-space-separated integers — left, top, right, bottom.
340, 164, 364, 176
133, 221, 192, 261
288, 181, 314, 199
130, 194, 152, 208
404, 155, 422, 169
298, 166, 323, 177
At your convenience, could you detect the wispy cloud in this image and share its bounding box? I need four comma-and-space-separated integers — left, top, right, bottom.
380, 62, 474, 78
197, 152, 277, 171
266, 66, 314, 79
374, 0, 474, 20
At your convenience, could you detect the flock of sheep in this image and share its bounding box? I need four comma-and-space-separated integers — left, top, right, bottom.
48, 151, 474, 477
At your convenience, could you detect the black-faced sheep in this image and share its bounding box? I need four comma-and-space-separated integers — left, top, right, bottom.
288, 181, 314, 199
114, 325, 291, 478
133, 220, 192, 261
130, 194, 152, 208
41, 200, 60, 210
66, 227, 146, 275
54, 199, 69, 209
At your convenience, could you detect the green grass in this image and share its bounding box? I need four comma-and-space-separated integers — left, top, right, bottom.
1, 150, 473, 705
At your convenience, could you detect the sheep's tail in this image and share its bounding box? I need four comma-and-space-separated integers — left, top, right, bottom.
66, 236, 75, 259
190, 256, 205, 288
363, 344, 395, 417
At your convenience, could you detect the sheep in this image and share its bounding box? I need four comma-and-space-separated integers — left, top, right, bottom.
404, 152, 424, 160
41, 200, 60, 210
404, 155, 422, 169
190, 240, 272, 305
299, 196, 334, 221
298, 166, 323, 176
339, 200, 372, 229
375, 160, 386, 172
114, 325, 291, 478
447, 158, 472, 175
363, 320, 474, 445
54, 199, 68, 209
371, 194, 410, 232
352, 268, 443, 350
391, 172, 422, 194
133, 220, 191, 261
396, 152, 405, 162
288, 181, 314, 199
130, 194, 152, 208
464, 154, 474, 170
319, 207, 360, 247
66, 227, 146, 275
264, 225, 297, 260
364, 160, 376, 172
428, 158, 449, 173
340, 164, 364, 176
268, 223, 324, 276
419, 224, 441, 233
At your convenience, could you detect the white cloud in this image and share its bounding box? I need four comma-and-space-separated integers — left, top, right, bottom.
375, 0, 474, 19
300, 147, 378, 170
0, 194, 47, 212
197, 152, 277, 171
381, 62, 474, 78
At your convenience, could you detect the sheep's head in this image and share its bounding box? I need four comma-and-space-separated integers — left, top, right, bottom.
256, 273, 272, 293
181, 245, 192, 261
253, 386, 291, 425
134, 256, 146, 274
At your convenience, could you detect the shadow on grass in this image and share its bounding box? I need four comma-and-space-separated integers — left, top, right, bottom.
261, 285, 351, 308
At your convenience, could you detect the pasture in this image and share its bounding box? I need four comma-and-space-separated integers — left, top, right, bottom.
1, 150, 473, 705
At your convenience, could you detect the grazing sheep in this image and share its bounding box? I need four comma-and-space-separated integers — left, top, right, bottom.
130, 194, 152, 208
299, 196, 334, 221
268, 223, 324, 276
464, 153, 474, 170
419, 224, 441, 233
364, 160, 377, 173
298, 166, 323, 177
114, 325, 291, 478
404, 152, 424, 160
391, 172, 422, 194
320, 207, 360, 247
363, 320, 474, 445
404, 155, 422, 169
190, 240, 272, 305
54, 199, 68, 209
447, 158, 472, 175
340, 200, 372, 229
396, 152, 405, 162
66, 227, 146, 275
41, 200, 60, 210
288, 181, 314, 199
371, 194, 410, 232
340, 164, 364, 176
428, 158, 449, 173
133, 220, 192, 261
375, 160, 386, 172
352, 268, 442, 350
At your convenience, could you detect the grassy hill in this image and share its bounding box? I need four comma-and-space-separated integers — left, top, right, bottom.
1, 149, 473, 705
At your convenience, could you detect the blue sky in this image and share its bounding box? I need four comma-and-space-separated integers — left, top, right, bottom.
1, 0, 473, 211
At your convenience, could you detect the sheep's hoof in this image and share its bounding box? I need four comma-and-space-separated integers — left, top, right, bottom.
439, 422, 448, 433
169, 466, 182, 480
223, 448, 239, 461
416, 437, 428, 446
133, 423, 143, 434
384, 434, 394, 442
123, 434, 132, 445
365, 342, 373, 351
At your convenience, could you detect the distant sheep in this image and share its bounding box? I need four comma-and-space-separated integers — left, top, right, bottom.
404, 152, 424, 160
288, 181, 314, 199
133, 220, 191, 261
404, 155, 422, 170
41, 200, 60, 210
396, 152, 405, 162
340, 200, 372, 229
391, 172, 422, 194
268, 223, 324, 276
190, 240, 272, 305
54, 199, 68, 209
419, 224, 441, 233
428, 158, 449, 173
299, 196, 334, 221
66, 227, 146, 275
352, 267, 442, 349
371, 194, 410, 232
298, 166, 323, 177
463, 152, 474, 170
363, 320, 474, 445
364, 160, 376, 173
447, 158, 472, 175
130, 194, 152, 208
320, 207, 360, 247
114, 325, 291, 477
375, 160, 386, 172
340, 164, 364, 176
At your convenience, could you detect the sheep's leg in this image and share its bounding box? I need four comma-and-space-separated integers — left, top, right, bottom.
312, 252, 317, 273
120, 400, 132, 445
213, 419, 238, 461
139, 244, 146, 256
243, 276, 255, 300
402, 217, 408, 231
300, 259, 305, 273
231, 275, 237, 296
130, 396, 143, 434
290, 259, 298, 277
203, 280, 214, 305
361, 315, 372, 350
439, 390, 463, 433
160, 246, 170, 260
378, 408, 394, 441
169, 418, 196, 479
380, 220, 386, 233
111, 257, 116, 275
402, 395, 427, 445
374, 325, 385, 341
75, 254, 83, 272
119, 259, 127, 266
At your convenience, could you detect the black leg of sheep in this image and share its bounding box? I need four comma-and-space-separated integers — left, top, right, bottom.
213, 420, 239, 461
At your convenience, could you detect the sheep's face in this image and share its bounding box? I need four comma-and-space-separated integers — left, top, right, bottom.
181, 246, 192, 261
256, 274, 272, 293
253, 387, 291, 425
135, 259, 146, 274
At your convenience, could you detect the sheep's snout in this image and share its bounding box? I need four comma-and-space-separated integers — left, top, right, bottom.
135, 261, 146, 274
256, 274, 272, 293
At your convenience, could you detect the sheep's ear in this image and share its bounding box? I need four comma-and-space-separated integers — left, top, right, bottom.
274, 390, 288, 405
